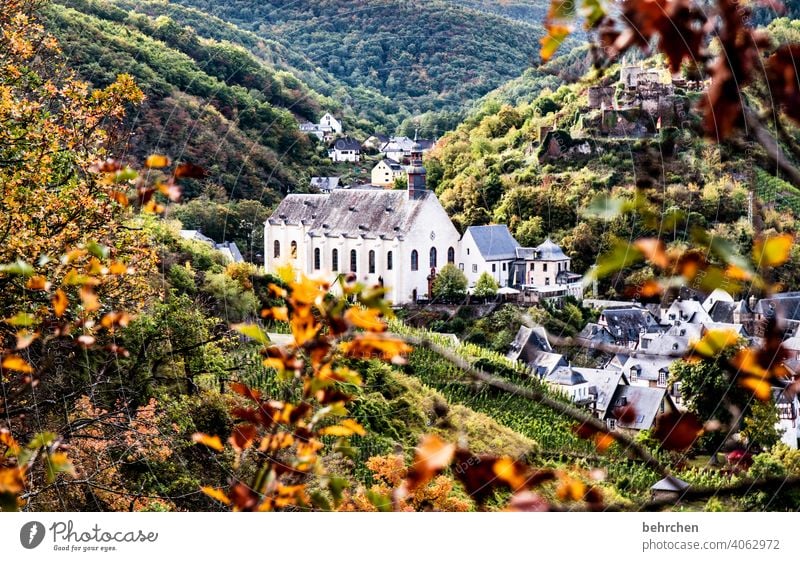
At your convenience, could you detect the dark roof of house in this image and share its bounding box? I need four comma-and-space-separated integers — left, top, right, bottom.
535, 238, 569, 261
576, 322, 615, 345
334, 137, 361, 151
507, 325, 553, 363
600, 308, 657, 341
268, 189, 434, 239
381, 158, 404, 170
754, 293, 800, 321
622, 356, 673, 381
310, 176, 340, 191
546, 366, 587, 386
708, 300, 736, 323
664, 299, 710, 323
607, 385, 668, 430
651, 475, 690, 492
529, 351, 568, 377
466, 225, 520, 261
573, 368, 626, 417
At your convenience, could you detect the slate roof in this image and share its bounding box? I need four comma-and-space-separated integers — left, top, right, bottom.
573, 367, 626, 418
546, 366, 587, 386
381, 158, 404, 171
621, 356, 673, 382
310, 176, 340, 192
651, 475, 690, 493
535, 238, 569, 261
466, 225, 521, 261
216, 241, 244, 263
663, 299, 711, 324
267, 189, 433, 240
576, 322, 616, 346
600, 307, 658, 342
754, 293, 800, 322
607, 385, 668, 430
708, 300, 736, 323
333, 137, 361, 152
528, 351, 568, 378
507, 325, 553, 363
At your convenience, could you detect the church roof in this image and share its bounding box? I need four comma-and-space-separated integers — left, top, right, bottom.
267, 189, 434, 240
466, 225, 520, 261
534, 238, 568, 261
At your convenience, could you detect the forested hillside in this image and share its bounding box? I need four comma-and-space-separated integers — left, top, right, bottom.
170, 0, 547, 115
46, 0, 334, 205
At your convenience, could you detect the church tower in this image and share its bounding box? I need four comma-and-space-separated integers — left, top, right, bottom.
406, 132, 427, 200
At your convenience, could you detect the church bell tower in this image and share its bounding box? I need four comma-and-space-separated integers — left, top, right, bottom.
406, 131, 427, 200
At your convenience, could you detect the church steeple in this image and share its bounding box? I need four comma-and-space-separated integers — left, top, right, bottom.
406, 129, 426, 200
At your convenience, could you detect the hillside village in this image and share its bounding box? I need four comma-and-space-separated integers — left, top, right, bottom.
267, 110, 800, 453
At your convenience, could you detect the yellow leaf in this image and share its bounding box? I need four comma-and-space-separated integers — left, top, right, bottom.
690, 329, 740, 359
540, 23, 570, 61
753, 233, 793, 268
201, 486, 231, 505
192, 432, 224, 452
319, 419, 365, 437
145, 154, 170, 168
344, 307, 387, 332
232, 323, 271, 346
2, 355, 33, 373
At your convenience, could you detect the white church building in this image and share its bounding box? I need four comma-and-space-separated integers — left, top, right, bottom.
264, 143, 582, 305
265, 143, 460, 304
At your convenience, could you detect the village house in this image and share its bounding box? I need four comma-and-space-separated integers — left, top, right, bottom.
380, 135, 435, 162
264, 143, 459, 304
598, 306, 662, 349
310, 177, 340, 193
371, 158, 405, 187
299, 112, 343, 142
329, 137, 362, 163
460, 225, 520, 289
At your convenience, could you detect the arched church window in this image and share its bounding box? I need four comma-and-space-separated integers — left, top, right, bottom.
290, 240, 297, 259
314, 248, 321, 270
447, 247, 455, 263
387, 251, 393, 270
368, 250, 376, 274
411, 250, 419, 271
274, 240, 280, 258
350, 249, 357, 272
332, 249, 339, 272
430, 247, 437, 268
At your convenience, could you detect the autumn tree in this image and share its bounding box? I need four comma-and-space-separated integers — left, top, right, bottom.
432, 263, 468, 301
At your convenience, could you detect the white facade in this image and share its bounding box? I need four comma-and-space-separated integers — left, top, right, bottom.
371, 159, 405, 187
299, 113, 343, 142
264, 189, 460, 305
329, 148, 361, 163
460, 229, 516, 289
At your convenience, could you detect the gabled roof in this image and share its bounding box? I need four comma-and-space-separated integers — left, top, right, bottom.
534, 238, 568, 261
376, 158, 404, 171
310, 177, 340, 191
529, 351, 568, 378
754, 293, 800, 322
216, 241, 244, 263
546, 366, 587, 386
600, 307, 658, 341
466, 225, 520, 261
507, 325, 553, 363
577, 322, 616, 345
708, 300, 736, 323
333, 137, 361, 151
179, 230, 215, 245
573, 367, 626, 418
606, 385, 668, 430
651, 475, 689, 492
621, 356, 673, 381
268, 189, 437, 240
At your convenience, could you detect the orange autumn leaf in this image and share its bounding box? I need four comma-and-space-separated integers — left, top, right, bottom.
108, 261, 129, 275
634, 238, 670, 269
2, 355, 33, 374
25, 276, 50, 291
229, 424, 258, 452
192, 432, 224, 452
319, 419, 366, 437
0, 467, 25, 494
492, 457, 528, 491
79, 286, 100, 312
145, 154, 170, 168
403, 435, 455, 493
555, 477, 586, 502
52, 288, 68, 317
344, 307, 387, 332
201, 486, 231, 505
